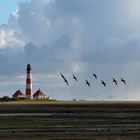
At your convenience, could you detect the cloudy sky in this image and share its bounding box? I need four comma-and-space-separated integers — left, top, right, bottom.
0, 0, 140, 100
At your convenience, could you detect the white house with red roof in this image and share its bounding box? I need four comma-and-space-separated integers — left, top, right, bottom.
33, 89, 47, 99
12, 89, 25, 99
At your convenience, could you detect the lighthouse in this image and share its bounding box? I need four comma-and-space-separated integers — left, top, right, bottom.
25, 64, 32, 99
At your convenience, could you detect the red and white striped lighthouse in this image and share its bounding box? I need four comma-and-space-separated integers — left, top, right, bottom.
25, 64, 32, 99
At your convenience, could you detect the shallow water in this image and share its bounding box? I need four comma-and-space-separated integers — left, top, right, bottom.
0, 113, 52, 117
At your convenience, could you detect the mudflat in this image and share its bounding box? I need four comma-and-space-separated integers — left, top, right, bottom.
0, 101, 140, 140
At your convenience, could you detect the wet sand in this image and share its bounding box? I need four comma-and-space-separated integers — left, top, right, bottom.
0, 101, 140, 140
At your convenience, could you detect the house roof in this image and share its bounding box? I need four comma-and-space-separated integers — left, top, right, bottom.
12, 89, 25, 97
33, 89, 46, 97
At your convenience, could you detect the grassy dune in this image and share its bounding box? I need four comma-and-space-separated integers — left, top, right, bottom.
1, 99, 140, 105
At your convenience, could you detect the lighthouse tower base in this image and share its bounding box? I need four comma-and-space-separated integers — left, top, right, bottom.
25, 95, 32, 99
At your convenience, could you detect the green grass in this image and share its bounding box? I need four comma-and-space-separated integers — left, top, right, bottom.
1, 99, 140, 105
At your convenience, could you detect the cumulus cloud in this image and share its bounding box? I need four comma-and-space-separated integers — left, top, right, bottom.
0, 26, 24, 49
0, 0, 140, 100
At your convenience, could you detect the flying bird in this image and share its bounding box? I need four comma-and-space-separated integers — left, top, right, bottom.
93, 74, 97, 79
120, 78, 126, 85
86, 80, 90, 87
60, 72, 65, 79
64, 78, 69, 85
101, 80, 106, 87
112, 78, 117, 85
73, 74, 78, 82
60, 72, 69, 85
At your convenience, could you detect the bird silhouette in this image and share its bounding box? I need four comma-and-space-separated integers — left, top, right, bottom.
93, 74, 97, 79
101, 80, 106, 87
112, 78, 117, 85
60, 72, 69, 85
73, 74, 77, 82
86, 80, 90, 87
60, 72, 65, 79
120, 78, 126, 85
64, 78, 69, 85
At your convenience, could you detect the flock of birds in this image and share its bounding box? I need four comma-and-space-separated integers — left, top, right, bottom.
60, 72, 126, 87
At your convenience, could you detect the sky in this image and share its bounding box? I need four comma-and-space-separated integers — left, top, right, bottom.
0, 0, 140, 100
0, 0, 29, 24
